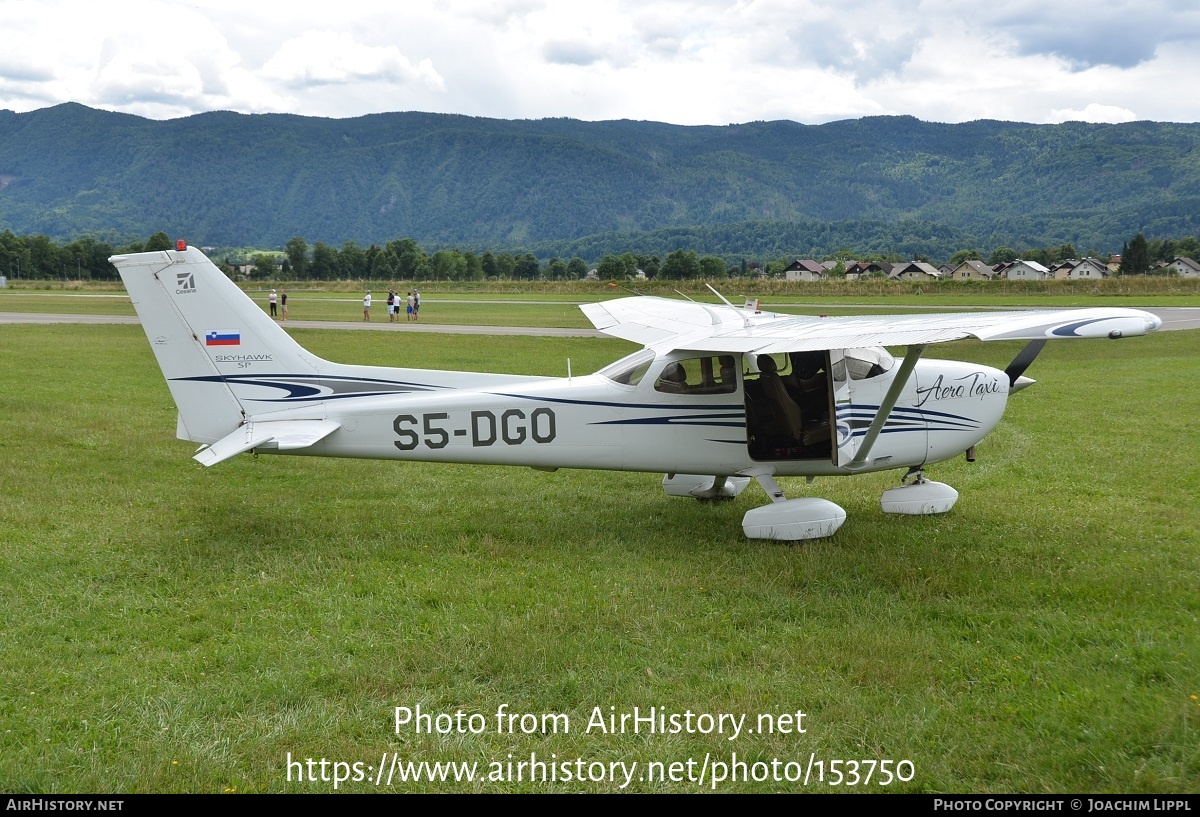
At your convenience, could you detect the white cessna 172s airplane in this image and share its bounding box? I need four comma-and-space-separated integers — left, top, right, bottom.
111, 242, 1162, 541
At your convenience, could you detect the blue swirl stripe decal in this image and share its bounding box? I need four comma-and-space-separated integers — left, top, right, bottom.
591, 412, 746, 429
172, 373, 449, 402
493, 391, 747, 430
836, 403, 981, 438
1050, 318, 1111, 337
493, 392, 744, 411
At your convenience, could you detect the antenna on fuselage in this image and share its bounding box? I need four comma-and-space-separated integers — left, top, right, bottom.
608, 283, 644, 296
705, 283, 753, 328
705, 283, 738, 309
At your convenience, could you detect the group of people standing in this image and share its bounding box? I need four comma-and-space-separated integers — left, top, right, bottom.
266, 287, 421, 323
268, 289, 288, 320
385, 289, 420, 322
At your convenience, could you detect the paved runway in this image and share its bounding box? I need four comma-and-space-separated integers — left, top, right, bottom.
0, 312, 605, 336
1, 307, 1198, 333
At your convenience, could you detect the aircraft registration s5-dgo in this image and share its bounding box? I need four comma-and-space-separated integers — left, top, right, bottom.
111, 243, 1161, 541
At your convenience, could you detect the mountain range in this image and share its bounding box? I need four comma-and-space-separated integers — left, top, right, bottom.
1, 103, 1198, 259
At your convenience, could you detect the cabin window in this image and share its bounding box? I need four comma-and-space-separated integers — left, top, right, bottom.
748, 353, 793, 378
654, 355, 739, 394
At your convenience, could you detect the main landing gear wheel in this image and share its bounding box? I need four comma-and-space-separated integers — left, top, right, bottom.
740, 473, 845, 541
662, 474, 750, 502
880, 467, 958, 515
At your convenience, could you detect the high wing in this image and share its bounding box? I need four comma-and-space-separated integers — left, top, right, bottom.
581, 297, 1163, 354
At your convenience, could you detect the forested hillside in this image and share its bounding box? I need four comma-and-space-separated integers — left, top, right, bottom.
1, 103, 1198, 258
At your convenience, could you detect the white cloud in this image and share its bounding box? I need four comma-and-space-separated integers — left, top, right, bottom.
94, 52, 206, 106
1047, 103, 1138, 124
973, 0, 1200, 69
542, 40, 608, 67
262, 31, 445, 91
0, 0, 1198, 124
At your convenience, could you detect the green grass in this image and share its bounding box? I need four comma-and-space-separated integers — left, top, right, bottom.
3, 284, 1197, 332
0, 291, 598, 328
0, 325, 1197, 793
0, 292, 139, 316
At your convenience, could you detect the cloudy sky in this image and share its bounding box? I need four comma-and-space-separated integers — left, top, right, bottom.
3, 0, 1199, 126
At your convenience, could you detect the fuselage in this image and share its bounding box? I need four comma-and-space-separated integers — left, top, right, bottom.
236, 347, 1009, 478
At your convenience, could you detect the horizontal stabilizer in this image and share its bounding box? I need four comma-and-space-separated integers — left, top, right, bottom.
193, 419, 341, 467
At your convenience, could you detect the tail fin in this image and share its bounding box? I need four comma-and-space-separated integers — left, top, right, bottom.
113, 243, 548, 456
111, 245, 324, 444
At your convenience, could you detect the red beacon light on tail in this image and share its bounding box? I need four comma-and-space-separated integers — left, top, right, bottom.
176, 239, 188, 251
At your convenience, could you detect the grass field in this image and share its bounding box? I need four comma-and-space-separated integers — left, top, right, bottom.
1, 322, 1197, 793
3, 286, 1200, 335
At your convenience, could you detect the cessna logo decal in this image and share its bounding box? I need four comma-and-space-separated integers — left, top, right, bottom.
176, 271, 196, 293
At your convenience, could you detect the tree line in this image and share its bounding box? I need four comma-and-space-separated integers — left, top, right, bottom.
2, 229, 1197, 282
269, 238, 739, 282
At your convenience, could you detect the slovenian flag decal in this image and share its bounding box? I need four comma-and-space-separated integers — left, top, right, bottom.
205, 330, 241, 347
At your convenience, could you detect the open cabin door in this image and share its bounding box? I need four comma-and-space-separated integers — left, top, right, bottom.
829, 349, 860, 467
743, 351, 835, 463
828, 347, 916, 469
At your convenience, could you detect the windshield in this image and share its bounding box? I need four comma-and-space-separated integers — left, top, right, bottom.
597, 349, 655, 386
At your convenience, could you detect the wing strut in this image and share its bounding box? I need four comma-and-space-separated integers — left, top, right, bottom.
846, 344, 926, 470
